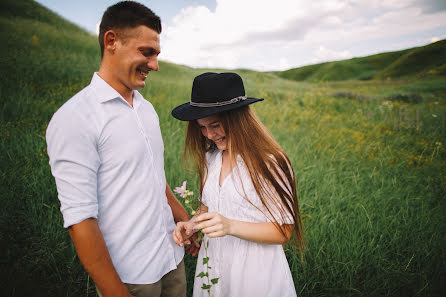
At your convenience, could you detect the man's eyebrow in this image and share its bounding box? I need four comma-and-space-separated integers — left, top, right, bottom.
139, 47, 160, 55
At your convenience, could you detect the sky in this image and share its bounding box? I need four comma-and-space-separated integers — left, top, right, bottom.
35, 0, 446, 71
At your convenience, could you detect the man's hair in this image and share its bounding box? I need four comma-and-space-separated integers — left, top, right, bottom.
99, 1, 162, 58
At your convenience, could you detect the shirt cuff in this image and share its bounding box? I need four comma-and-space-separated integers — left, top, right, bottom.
62, 204, 98, 228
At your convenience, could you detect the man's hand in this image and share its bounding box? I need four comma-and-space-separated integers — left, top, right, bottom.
185, 232, 201, 256
173, 220, 196, 246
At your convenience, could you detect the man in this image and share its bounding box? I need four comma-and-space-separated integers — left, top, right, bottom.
46, 2, 198, 297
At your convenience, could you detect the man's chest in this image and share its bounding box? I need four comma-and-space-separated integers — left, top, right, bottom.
96, 106, 164, 171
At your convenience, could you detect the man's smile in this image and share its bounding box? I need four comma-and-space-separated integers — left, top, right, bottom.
136, 66, 149, 79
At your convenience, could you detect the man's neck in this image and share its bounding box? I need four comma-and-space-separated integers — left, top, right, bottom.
97, 67, 134, 107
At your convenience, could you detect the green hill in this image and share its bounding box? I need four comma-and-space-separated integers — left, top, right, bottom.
0, 0, 197, 121
276, 40, 446, 82
1, 1, 445, 297
0, 0, 99, 121
376, 39, 446, 79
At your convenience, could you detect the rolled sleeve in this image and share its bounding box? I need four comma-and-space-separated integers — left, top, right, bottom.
46, 108, 101, 228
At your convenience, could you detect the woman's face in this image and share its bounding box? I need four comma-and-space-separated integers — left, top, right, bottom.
196, 115, 227, 151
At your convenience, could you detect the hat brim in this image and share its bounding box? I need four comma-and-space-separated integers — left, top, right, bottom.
171, 97, 263, 121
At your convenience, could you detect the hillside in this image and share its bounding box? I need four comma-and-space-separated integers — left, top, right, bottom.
1, 1, 445, 297
0, 0, 99, 121
0, 0, 197, 122
276, 40, 446, 82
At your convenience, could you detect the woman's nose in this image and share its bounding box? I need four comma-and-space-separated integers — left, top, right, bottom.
207, 128, 215, 139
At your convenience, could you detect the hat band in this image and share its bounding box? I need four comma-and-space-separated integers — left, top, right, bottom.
190, 96, 247, 107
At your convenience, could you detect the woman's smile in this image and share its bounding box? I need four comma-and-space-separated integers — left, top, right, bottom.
196, 115, 227, 150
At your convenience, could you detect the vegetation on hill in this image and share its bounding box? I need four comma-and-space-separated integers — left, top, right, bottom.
276, 40, 446, 82
376, 39, 446, 79
1, 1, 445, 297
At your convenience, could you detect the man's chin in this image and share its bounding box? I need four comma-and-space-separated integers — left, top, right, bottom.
132, 80, 146, 90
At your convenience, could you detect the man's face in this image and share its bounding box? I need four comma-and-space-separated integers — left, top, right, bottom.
113, 25, 160, 92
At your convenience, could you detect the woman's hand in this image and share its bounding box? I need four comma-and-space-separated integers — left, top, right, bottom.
173, 220, 196, 247
194, 212, 233, 238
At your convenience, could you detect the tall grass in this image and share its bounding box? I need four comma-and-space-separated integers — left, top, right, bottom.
1, 0, 445, 296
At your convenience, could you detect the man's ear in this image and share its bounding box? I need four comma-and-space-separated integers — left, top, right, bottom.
104, 30, 118, 53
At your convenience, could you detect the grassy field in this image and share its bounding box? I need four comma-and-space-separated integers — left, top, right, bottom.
1, 0, 446, 296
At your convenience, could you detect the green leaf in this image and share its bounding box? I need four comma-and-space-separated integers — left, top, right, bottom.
201, 284, 211, 290
196, 272, 208, 278
196, 231, 204, 242
203, 257, 209, 264
196, 272, 206, 278
207, 240, 209, 248
211, 278, 219, 284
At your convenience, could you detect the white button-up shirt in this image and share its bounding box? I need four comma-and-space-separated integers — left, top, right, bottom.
46, 73, 183, 284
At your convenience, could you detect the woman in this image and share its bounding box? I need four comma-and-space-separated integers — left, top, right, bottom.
171, 72, 304, 297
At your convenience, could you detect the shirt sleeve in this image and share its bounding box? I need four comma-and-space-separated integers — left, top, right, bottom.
263, 156, 295, 225
46, 108, 101, 228
262, 186, 295, 225
238, 154, 295, 225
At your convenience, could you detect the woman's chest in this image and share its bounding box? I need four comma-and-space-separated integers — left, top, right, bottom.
203, 167, 266, 222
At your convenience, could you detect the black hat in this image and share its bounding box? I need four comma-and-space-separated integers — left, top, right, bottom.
171, 72, 263, 121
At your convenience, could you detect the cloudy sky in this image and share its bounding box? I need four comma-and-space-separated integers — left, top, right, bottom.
35, 0, 446, 71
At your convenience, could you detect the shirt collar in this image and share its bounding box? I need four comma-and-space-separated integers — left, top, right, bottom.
90, 72, 140, 106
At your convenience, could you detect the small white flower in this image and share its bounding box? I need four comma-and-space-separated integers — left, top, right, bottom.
174, 181, 187, 198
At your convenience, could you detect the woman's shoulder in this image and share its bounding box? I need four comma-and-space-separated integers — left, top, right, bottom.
205, 149, 220, 166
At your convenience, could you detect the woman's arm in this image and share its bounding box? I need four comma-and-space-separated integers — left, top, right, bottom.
194, 212, 293, 244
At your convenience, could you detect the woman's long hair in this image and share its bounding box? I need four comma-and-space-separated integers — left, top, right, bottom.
184, 106, 304, 251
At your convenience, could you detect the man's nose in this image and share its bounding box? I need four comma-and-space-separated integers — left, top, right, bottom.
147, 57, 159, 72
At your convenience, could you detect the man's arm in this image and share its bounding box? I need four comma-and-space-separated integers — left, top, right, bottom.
46, 97, 132, 296
68, 218, 133, 297
166, 183, 200, 255
165, 183, 190, 222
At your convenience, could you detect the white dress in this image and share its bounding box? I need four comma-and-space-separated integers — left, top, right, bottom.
193, 150, 297, 297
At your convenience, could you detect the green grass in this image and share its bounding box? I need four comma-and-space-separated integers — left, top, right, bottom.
1, 0, 446, 296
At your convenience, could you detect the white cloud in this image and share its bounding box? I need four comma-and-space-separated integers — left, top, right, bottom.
430, 33, 446, 43
311, 46, 352, 64
160, 0, 446, 71
324, 16, 343, 26
278, 58, 291, 71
